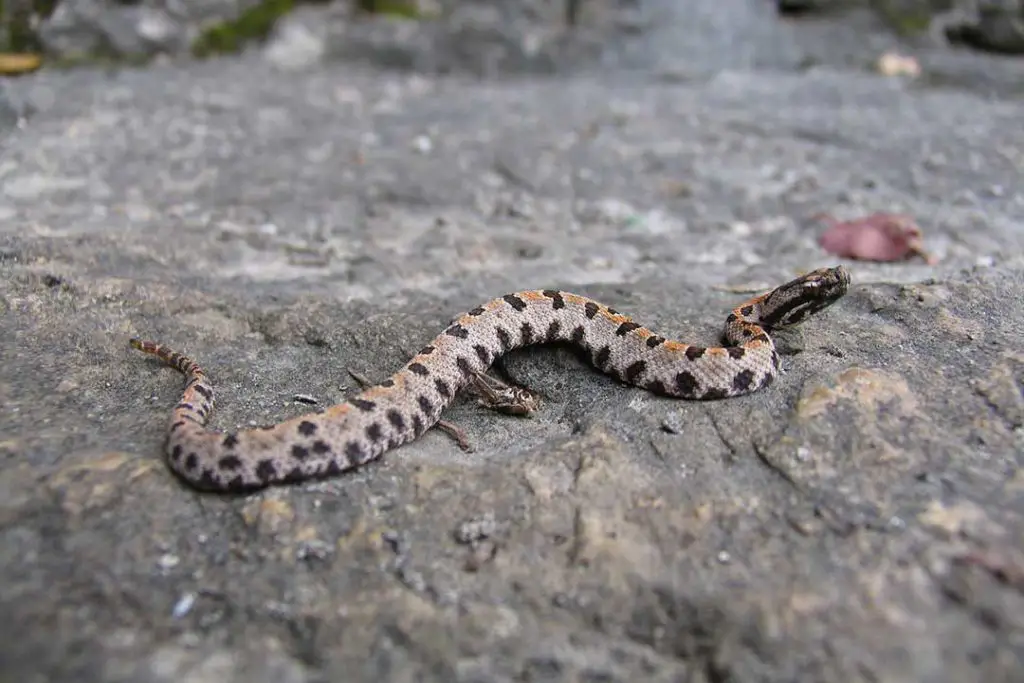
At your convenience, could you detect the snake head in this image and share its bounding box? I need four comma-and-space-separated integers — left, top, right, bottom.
759, 266, 851, 329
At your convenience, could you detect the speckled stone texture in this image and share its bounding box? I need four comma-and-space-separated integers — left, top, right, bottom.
1, 5, 1023, 681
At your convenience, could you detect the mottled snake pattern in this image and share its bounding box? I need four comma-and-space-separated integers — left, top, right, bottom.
131, 266, 850, 492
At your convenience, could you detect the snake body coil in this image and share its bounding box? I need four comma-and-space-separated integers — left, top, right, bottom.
131, 266, 850, 492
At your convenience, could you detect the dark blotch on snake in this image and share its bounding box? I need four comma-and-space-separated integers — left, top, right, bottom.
408, 362, 429, 376
435, 378, 452, 398
646, 336, 665, 348
474, 344, 489, 365
675, 371, 699, 397
297, 420, 317, 436
420, 345, 435, 355
256, 459, 276, 482
193, 384, 212, 400
446, 324, 469, 339
418, 395, 434, 415
381, 378, 395, 388
312, 440, 331, 454
171, 444, 183, 461
624, 360, 647, 383
546, 320, 561, 341
584, 302, 599, 319
468, 307, 485, 316
594, 345, 611, 369
616, 321, 642, 336
457, 357, 473, 377
387, 409, 405, 432
542, 290, 565, 309
496, 327, 512, 350
740, 305, 754, 316
291, 444, 310, 460
184, 453, 199, 471
171, 420, 186, 432
571, 325, 585, 346
703, 387, 728, 400
646, 380, 668, 395
412, 414, 425, 435
521, 322, 535, 345
685, 346, 706, 361
727, 347, 746, 360
197, 470, 218, 489
350, 398, 376, 412
345, 441, 365, 463
218, 455, 242, 470
503, 294, 527, 311
732, 370, 755, 393
366, 423, 383, 443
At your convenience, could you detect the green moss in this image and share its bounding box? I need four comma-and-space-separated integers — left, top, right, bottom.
3, 0, 53, 52
2, 0, 427, 60
870, 0, 936, 36
356, 0, 424, 19
191, 0, 296, 58
42, 53, 155, 71
191, 0, 430, 58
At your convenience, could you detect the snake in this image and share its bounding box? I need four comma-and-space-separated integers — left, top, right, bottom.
130, 266, 850, 492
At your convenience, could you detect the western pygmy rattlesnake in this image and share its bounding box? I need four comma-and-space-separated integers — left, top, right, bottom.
131, 266, 850, 492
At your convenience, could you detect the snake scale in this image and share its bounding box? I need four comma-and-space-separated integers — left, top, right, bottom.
131, 266, 850, 492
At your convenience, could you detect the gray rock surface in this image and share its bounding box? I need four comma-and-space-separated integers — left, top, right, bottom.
0, 84, 21, 130
37, 0, 265, 58
30, 0, 1024, 64
34, 0, 631, 67
2, 3, 1024, 682
778, 0, 1024, 55
942, 0, 1024, 54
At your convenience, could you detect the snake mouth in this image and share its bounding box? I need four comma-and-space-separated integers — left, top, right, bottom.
759, 266, 850, 329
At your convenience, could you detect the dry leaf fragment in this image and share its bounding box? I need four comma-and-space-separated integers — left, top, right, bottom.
816, 212, 937, 264
0, 53, 42, 76
876, 51, 920, 78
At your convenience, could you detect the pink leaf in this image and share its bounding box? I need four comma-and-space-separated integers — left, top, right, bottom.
817, 212, 937, 264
